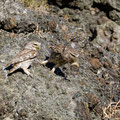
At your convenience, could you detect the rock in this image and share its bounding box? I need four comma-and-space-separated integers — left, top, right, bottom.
94, 0, 120, 11
18, 109, 28, 119
72, 15, 80, 21
0, 0, 120, 120
74, 101, 92, 120
93, 19, 120, 53
3, 17, 16, 31
90, 58, 102, 69
61, 25, 68, 31
94, 105, 103, 117
90, 7, 96, 15
0, 0, 37, 33
97, 16, 109, 25
90, 7, 100, 15
47, 20, 57, 32
86, 93, 99, 109
0, 98, 13, 120
98, 78, 106, 85
103, 61, 110, 68
48, 0, 93, 10
109, 10, 120, 25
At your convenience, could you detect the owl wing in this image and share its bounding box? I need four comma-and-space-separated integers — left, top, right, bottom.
50, 45, 65, 54
11, 49, 37, 65
61, 47, 79, 63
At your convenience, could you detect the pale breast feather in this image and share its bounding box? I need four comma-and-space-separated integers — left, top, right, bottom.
11, 49, 37, 65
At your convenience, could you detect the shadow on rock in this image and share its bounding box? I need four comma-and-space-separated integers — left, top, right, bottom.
5, 65, 28, 76
44, 56, 69, 81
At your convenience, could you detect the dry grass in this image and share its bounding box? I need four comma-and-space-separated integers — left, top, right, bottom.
102, 81, 120, 119
20, 0, 49, 12
103, 100, 120, 120
21, 0, 38, 8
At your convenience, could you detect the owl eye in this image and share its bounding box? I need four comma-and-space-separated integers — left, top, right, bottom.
33, 43, 40, 50
33, 43, 38, 46
33, 44, 39, 47
70, 53, 76, 57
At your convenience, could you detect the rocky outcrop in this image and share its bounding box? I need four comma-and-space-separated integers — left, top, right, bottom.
109, 10, 120, 25
48, 0, 120, 25
48, 0, 93, 10
48, 0, 120, 11
94, 0, 120, 11
0, 0, 37, 33
0, 0, 120, 120
93, 18, 120, 52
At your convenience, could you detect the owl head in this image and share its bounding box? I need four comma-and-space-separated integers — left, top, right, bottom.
63, 46, 79, 67
25, 41, 41, 50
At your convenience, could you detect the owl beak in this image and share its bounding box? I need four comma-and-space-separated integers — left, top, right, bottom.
35, 46, 40, 50
71, 62, 79, 67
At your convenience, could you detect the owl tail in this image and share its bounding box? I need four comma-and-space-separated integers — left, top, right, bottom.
8, 63, 19, 74
71, 62, 79, 67
4, 63, 13, 71
49, 45, 54, 49
6, 63, 12, 68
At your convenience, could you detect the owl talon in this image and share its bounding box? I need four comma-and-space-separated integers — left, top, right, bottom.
49, 70, 55, 74
49, 67, 56, 74
26, 72, 33, 78
40, 60, 48, 66
29, 73, 33, 78
23, 68, 32, 77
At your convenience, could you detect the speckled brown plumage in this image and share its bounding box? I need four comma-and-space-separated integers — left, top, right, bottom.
41, 44, 79, 74
7, 41, 41, 77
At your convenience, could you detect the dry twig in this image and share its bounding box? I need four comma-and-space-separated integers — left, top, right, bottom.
103, 100, 120, 120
